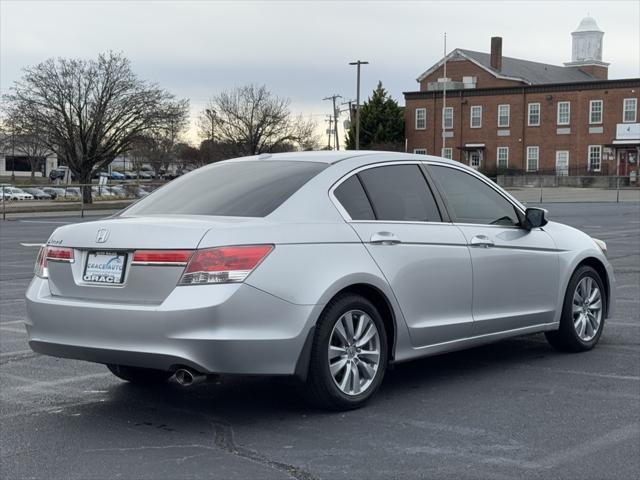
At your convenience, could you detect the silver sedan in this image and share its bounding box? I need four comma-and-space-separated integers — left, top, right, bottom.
25, 152, 614, 409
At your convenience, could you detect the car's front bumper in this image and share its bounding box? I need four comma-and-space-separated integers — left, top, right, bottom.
25, 277, 316, 375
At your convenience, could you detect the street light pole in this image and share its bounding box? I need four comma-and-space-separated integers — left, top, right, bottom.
349, 60, 369, 150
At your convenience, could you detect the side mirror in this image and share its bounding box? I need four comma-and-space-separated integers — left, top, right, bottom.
523, 207, 548, 231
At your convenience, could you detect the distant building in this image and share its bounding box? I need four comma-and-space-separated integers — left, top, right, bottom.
0, 137, 57, 178
404, 17, 640, 178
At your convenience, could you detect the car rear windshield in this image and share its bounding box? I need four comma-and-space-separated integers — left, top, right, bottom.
122, 160, 327, 217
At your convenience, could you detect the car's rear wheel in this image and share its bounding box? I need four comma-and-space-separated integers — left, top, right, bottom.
545, 265, 606, 352
106, 364, 173, 384
304, 293, 388, 410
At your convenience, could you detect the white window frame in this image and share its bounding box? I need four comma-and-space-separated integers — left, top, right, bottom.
555, 150, 569, 176
623, 98, 637, 123
526, 146, 539, 172
413, 148, 427, 155
441, 147, 453, 159
588, 145, 602, 172
470, 106, 482, 128
442, 107, 454, 129
557, 101, 570, 125
468, 151, 482, 169
589, 100, 603, 124
497, 104, 510, 128
496, 147, 509, 169
415, 108, 426, 130
528, 103, 541, 126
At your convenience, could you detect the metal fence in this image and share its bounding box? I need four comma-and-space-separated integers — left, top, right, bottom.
1, 182, 165, 220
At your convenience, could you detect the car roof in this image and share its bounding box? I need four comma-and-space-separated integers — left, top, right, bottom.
223, 150, 462, 167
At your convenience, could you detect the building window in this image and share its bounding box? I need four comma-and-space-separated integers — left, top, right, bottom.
526, 146, 539, 172
623, 98, 637, 123
415, 108, 426, 130
557, 101, 570, 125
442, 107, 453, 129
589, 100, 603, 124
556, 151, 569, 176
441, 147, 453, 159
588, 145, 602, 172
528, 103, 541, 126
498, 104, 510, 128
470, 106, 482, 128
413, 148, 427, 155
497, 147, 509, 169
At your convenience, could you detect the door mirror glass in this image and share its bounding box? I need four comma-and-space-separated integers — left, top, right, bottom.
523, 207, 548, 230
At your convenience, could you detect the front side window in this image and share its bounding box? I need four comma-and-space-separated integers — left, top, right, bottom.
333, 175, 375, 221
415, 108, 426, 130
623, 98, 637, 123
528, 103, 541, 126
588, 145, 602, 172
470, 106, 482, 128
358, 165, 441, 222
443, 107, 454, 129
441, 147, 453, 159
122, 160, 327, 217
589, 100, 603, 124
527, 146, 539, 172
557, 101, 570, 125
429, 165, 520, 226
498, 104, 510, 127
497, 147, 509, 169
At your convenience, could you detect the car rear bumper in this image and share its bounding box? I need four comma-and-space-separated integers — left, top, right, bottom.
25, 277, 316, 375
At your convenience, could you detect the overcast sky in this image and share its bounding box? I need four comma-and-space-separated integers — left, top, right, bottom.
2, 0, 639, 144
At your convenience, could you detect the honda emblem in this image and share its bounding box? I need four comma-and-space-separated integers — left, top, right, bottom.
95, 228, 110, 243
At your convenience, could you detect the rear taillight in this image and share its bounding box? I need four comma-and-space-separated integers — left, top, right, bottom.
179, 245, 273, 285
34, 246, 74, 278
132, 250, 193, 266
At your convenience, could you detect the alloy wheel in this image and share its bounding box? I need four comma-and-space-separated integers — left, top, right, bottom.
328, 310, 381, 396
572, 276, 602, 342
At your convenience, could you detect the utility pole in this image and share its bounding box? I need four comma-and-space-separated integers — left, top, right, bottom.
442, 32, 447, 157
349, 60, 369, 150
323, 94, 342, 150
325, 116, 333, 150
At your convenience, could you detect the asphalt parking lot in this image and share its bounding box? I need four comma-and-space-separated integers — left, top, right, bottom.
1, 203, 639, 480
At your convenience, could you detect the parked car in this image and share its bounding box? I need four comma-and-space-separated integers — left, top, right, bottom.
124, 171, 138, 179
41, 187, 65, 200
137, 171, 153, 180
108, 185, 127, 197
49, 167, 75, 182
25, 152, 614, 410
92, 186, 114, 197
62, 187, 81, 199
110, 171, 126, 180
3, 187, 34, 200
22, 188, 53, 200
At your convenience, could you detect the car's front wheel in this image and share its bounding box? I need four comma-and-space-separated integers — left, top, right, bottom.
106, 364, 173, 384
305, 293, 388, 410
545, 265, 606, 352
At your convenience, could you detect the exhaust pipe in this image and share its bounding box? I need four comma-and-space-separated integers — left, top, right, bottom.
174, 367, 207, 387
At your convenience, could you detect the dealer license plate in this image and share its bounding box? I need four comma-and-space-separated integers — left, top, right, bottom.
84, 251, 127, 284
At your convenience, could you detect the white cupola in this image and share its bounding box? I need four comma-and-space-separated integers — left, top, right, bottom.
570, 16, 604, 64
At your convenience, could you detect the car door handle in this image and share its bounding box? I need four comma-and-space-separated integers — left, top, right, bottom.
470, 235, 494, 248
370, 231, 402, 245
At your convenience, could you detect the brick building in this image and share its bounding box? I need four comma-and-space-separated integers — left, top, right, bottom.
403, 17, 640, 179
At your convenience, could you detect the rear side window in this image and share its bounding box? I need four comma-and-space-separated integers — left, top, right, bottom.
333, 175, 375, 220
122, 161, 327, 217
429, 165, 520, 225
358, 165, 442, 222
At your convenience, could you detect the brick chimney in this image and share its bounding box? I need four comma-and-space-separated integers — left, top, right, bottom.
491, 37, 503, 71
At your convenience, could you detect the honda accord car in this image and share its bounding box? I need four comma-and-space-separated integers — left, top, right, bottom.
25, 151, 614, 409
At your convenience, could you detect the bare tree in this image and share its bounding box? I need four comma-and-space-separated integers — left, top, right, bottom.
144, 99, 189, 177
1, 106, 53, 180
3, 52, 186, 202
200, 85, 319, 157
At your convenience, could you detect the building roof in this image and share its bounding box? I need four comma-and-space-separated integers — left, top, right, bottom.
416, 48, 598, 86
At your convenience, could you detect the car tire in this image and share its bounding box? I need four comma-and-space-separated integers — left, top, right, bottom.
106, 364, 173, 384
545, 265, 606, 352
304, 293, 388, 410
